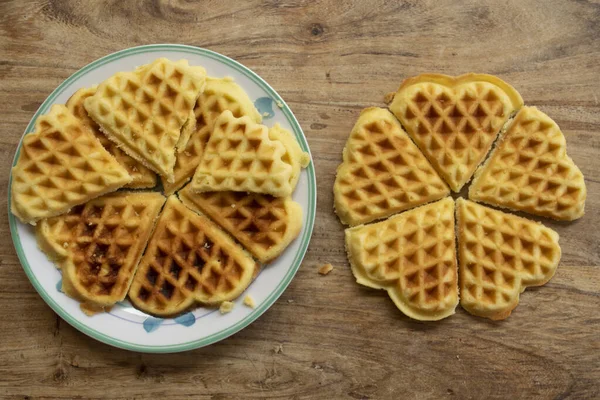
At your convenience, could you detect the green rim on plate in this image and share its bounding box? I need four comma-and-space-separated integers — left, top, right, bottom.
7, 44, 316, 353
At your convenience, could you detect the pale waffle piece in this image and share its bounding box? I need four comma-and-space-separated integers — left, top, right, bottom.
66, 86, 157, 189
128, 196, 258, 317
456, 198, 561, 320
175, 65, 209, 151
266, 123, 310, 191
388, 73, 523, 192
177, 109, 197, 152
469, 106, 586, 220
190, 110, 309, 197
83, 58, 206, 181
345, 198, 458, 321
334, 107, 449, 226
163, 77, 262, 195
179, 184, 303, 263
11, 104, 132, 224
36, 192, 165, 313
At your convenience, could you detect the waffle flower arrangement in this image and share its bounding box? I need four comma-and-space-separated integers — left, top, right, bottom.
334, 73, 585, 321
12, 58, 310, 316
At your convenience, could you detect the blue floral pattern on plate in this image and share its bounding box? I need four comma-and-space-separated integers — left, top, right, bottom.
173, 312, 196, 327
142, 312, 196, 332
254, 97, 275, 119
143, 317, 164, 333
55, 276, 198, 333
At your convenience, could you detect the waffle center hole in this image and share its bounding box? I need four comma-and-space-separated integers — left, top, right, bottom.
193, 253, 206, 272
107, 263, 121, 278
160, 281, 175, 299
138, 287, 150, 301
170, 261, 182, 279
146, 268, 159, 285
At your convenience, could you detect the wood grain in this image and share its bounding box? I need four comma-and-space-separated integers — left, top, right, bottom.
1, 0, 599, 399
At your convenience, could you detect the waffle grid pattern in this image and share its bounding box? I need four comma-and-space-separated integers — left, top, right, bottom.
11, 104, 131, 224
67, 87, 156, 189
179, 187, 303, 263
334, 107, 449, 226
84, 58, 206, 180
36, 192, 165, 307
163, 78, 261, 195
457, 198, 560, 320
470, 106, 586, 220
129, 196, 256, 316
191, 110, 297, 197
389, 74, 523, 191
346, 198, 458, 321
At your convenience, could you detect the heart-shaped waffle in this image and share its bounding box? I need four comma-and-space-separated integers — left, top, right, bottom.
84, 58, 206, 181
190, 110, 309, 198
67, 86, 157, 189
179, 185, 303, 263
456, 198, 561, 320
163, 77, 262, 195
11, 104, 132, 224
128, 196, 257, 317
346, 198, 458, 321
334, 107, 449, 226
469, 106, 586, 220
36, 192, 165, 314
388, 73, 523, 192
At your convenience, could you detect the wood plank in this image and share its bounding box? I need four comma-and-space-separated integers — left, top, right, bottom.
0, 0, 598, 398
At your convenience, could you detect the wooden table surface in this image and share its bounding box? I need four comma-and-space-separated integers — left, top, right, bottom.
1, 1, 599, 399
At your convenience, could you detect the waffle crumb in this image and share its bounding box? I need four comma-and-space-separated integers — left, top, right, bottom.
276, 100, 284, 109
70, 355, 80, 367
273, 343, 283, 354
219, 301, 235, 314
384, 91, 396, 104
262, 111, 270, 117
318, 263, 334, 275
243, 295, 256, 308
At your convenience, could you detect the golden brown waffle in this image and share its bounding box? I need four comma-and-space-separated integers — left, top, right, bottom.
190, 110, 309, 197
456, 198, 561, 320
345, 197, 458, 321
66, 87, 157, 189
334, 107, 449, 226
179, 185, 303, 263
128, 196, 257, 317
388, 73, 523, 192
36, 192, 165, 312
163, 77, 262, 195
84, 58, 206, 181
469, 106, 586, 220
11, 104, 132, 224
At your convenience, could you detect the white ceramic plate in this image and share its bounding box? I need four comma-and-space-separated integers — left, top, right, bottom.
8, 44, 316, 353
